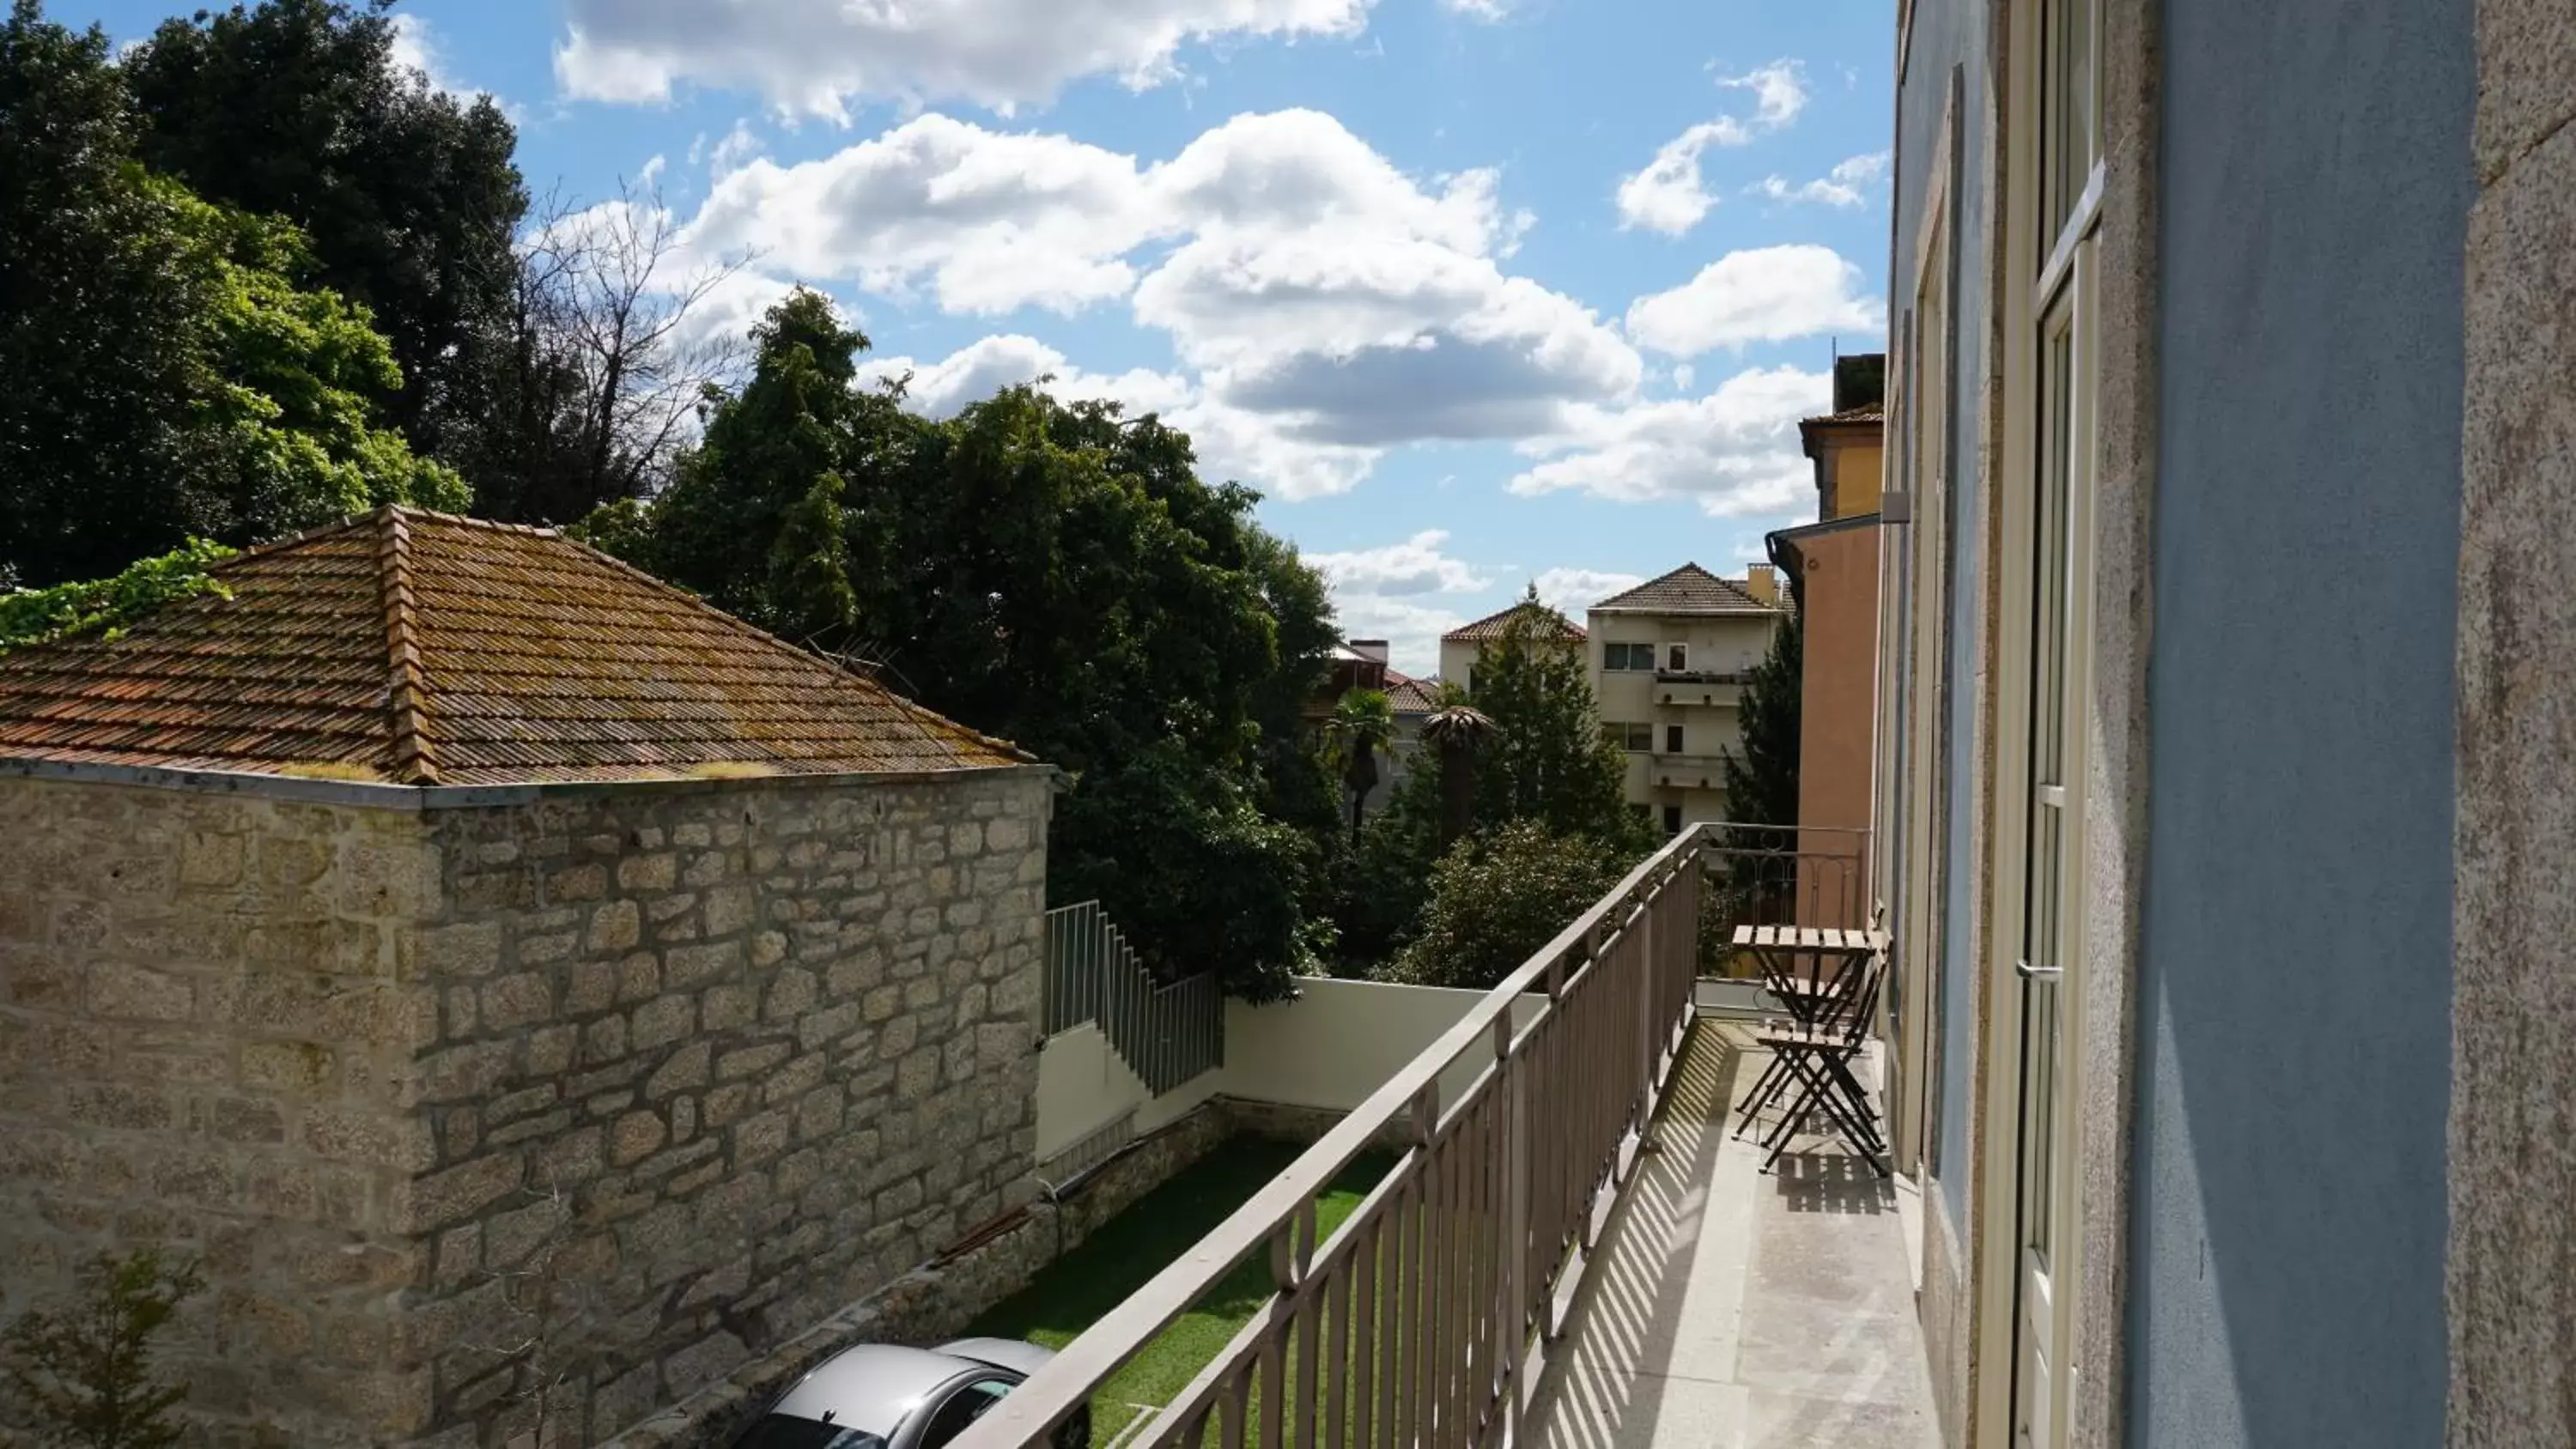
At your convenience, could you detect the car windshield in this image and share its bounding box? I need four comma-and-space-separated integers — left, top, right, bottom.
732, 1415, 890, 1449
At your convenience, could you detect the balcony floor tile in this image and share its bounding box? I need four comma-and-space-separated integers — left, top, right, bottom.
1526, 1024, 1939, 1449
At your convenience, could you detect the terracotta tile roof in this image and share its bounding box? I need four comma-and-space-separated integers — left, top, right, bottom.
1440, 601, 1587, 644
1589, 563, 1778, 615
0, 507, 1029, 785
1806, 402, 1886, 426
1383, 671, 1441, 715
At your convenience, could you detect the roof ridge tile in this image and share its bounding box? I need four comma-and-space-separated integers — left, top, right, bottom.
378, 506, 440, 785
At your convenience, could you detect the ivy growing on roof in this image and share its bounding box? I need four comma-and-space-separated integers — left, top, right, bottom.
0, 541, 236, 657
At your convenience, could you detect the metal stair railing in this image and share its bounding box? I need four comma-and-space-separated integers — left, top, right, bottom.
1042, 900, 1224, 1095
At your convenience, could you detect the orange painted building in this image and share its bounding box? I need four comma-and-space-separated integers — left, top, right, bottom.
1771, 355, 1885, 925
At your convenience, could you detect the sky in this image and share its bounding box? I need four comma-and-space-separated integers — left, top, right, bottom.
66, 0, 1895, 676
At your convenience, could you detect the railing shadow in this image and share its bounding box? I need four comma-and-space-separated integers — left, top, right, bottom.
1523, 1025, 1742, 1449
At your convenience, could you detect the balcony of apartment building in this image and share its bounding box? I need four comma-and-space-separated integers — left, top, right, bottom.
956, 823, 1935, 1449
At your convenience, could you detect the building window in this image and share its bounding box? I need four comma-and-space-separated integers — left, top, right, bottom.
1662, 804, 1683, 836
1665, 643, 1689, 672
1610, 721, 1653, 751
1604, 642, 1655, 671
1664, 724, 1685, 755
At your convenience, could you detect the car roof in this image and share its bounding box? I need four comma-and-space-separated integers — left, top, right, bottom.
768, 1345, 994, 1434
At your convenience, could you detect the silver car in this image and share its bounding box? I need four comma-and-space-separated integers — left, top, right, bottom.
731, 1338, 1091, 1449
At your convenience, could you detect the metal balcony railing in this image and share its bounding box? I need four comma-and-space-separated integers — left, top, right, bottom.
957, 825, 1712, 1449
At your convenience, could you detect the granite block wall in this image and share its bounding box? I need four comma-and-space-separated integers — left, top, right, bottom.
0, 765, 1051, 1449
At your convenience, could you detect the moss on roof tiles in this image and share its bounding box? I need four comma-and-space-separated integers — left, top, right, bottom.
0, 506, 1030, 785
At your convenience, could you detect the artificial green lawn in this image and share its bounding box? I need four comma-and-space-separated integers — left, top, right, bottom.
965, 1135, 1394, 1442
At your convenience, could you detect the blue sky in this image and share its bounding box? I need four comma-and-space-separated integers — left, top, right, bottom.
69, 0, 1893, 674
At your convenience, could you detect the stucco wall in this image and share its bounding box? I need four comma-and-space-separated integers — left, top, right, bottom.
410, 771, 1050, 1447
2447, 0, 2576, 1440
1788, 519, 1881, 922
2130, 0, 2470, 1443
0, 777, 441, 1447
1220, 979, 1547, 1117
1889, 0, 1991, 1276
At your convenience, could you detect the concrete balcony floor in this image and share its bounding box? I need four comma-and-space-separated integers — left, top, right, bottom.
1526, 1023, 1940, 1449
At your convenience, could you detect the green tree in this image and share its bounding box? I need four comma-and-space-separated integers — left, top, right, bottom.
0, 1, 463, 586
1720, 609, 1800, 828
1418, 702, 1497, 851
120, 0, 526, 468
635, 288, 885, 644
1327, 688, 1395, 841
1467, 587, 1645, 851
1329, 760, 1443, 975
592, 290, 1337, 1000
1, 1249, 207, 1449
1378, 822, 1629, 990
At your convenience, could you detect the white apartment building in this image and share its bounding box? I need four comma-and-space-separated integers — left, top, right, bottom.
1586, 563, 1784, 834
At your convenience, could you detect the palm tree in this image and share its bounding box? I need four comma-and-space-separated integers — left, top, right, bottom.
1419, 702, 1497, 851
1329, 688, 1396, 841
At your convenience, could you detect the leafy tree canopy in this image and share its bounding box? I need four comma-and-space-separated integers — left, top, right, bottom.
120, 0, 526, 465
1468, 586, 1649, 852
588, 289, 1338, 1000
1379, 822, 1630, 991
0, 0, 464, 586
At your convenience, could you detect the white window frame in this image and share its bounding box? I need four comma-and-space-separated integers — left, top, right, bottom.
1977, 0, 2105, 1442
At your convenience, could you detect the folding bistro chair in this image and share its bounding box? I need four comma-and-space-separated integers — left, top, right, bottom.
1746, 948, 1890, 1175
1730, 925, 1869, 1126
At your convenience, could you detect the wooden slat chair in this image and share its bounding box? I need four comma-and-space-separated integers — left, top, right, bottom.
1746, 949, 1891, 1176
1729, 925, 1873, 1125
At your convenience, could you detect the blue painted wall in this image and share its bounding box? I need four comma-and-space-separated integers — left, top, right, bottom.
2129, 0, 2469, 1443
1887, 3, 1990, 1230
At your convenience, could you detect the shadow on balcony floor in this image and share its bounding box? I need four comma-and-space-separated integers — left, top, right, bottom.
1525, 1023, 1938, 1449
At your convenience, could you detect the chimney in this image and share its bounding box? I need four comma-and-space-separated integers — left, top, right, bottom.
1349, 639, 1390, 664
1741, 565, 1778, 606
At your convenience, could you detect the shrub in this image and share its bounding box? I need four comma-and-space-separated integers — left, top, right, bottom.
1376, 822, 1631, 991
2, 1249, 207, 1449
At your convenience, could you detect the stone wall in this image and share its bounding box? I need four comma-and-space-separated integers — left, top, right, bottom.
405, 770, 1050, 1448
2450, 0, 2576, 1439
0, 775, 440, 1447
0, 764, 1051, 1449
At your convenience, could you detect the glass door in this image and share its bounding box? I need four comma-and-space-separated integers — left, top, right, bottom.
2011, 0, 2099, 1441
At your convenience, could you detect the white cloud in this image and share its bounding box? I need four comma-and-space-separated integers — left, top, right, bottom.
1310, 530, 1495, 673
390, 15, 506, 108
552, 0, 1374, 119
676, 271, 803, 355
1624, 245, 1884, 357
1719, 59, 1809, 130
681, 114, 1161, 316
1751, 150, 1891, 209
1614, 59, 1810, 234
708, 120, 766, 179
1509, 364, 1830, 517
1613, 122, 1750, 234
1534, 567, 1647, 615
856, 335, 1380, 500
1309, 530, 1492, 597
671, 107, 1641, 494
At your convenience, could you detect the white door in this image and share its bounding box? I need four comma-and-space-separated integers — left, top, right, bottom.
2013, 287, 2091, 1446
2010, 0, 2099, 1440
